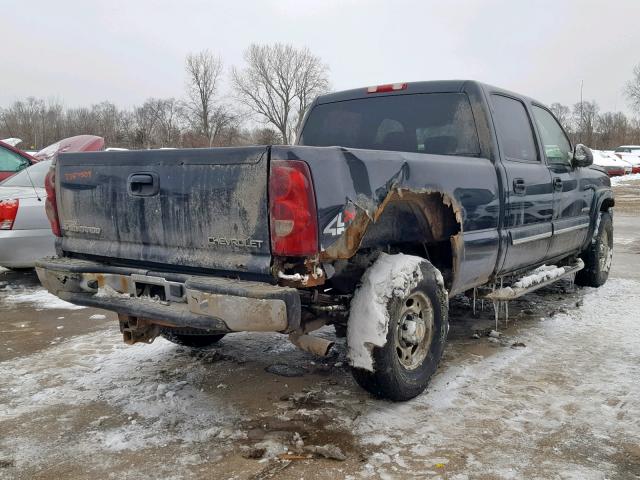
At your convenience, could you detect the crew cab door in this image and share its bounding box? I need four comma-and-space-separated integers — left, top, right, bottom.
491, 94, 554, 273
531, 105, 592, 258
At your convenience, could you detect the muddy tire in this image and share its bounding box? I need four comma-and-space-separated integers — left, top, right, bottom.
575, 211, 613, 288
349, 256, 449, 401
161, 329, 226, 348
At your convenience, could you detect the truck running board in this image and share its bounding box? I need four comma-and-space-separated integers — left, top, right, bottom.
479, 259, 584, 331
485, 259, 584, 302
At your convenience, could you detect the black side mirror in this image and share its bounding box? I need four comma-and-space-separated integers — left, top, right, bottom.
572, 144, 593, 168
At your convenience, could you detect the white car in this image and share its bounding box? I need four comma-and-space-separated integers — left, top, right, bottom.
0, 160, 55, 268
603, 151, 632, 174
614, 146, 640, 173
591, 150, 628, 177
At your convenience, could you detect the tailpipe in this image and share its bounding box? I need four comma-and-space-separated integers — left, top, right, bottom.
289, 333, 334, 356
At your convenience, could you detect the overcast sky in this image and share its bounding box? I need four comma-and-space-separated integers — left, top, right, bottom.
3, 0, 639, 115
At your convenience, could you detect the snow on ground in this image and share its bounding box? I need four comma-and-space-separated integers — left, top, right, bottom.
1, 287, 85, 310
1, 276, 638, 478
611, 173, 640, 185
348, 278, 640, 478
0, 332, 241, 471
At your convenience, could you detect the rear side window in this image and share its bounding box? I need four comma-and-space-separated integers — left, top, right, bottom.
0, 147, 28, 172
532, 106, 572, 166
491, 95, 538, 162
299, 93, 480, 157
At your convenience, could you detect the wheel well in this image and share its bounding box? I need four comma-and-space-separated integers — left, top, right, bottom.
600, 198, 614, 212
327, 192, 461, 293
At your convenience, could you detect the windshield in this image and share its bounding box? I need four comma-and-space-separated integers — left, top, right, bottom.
0, 160, 51, 187
299, 93, 481, 156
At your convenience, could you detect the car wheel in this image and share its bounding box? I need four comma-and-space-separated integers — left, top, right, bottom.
575, 211, 613, 288
161, 328, 226, 348
349, 256, 449, 401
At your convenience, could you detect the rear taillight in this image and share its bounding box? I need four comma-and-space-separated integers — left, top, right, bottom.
269, 160, 318, 256
44, 168, 61, 237
0, 199, 19, 230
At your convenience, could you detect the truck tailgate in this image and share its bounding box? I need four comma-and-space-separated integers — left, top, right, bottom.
55, 147, 271, 275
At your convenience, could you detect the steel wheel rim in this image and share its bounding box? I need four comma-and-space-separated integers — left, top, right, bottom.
395, 291, 434, 370
599, 229, 613, 273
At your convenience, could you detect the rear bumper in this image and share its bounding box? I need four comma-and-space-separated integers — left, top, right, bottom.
0, 229, 55, 268
35, 257, 301, 334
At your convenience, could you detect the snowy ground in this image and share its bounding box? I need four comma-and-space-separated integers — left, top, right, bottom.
611, 173, 640, 186
1, 185, 639, 479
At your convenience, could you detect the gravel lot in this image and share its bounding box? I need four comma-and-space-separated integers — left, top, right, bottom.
1, 180, 639, 480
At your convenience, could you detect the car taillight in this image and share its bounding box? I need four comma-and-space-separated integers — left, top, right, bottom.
269, 160, 318, 256
44, 168, 61, 237
0, 199, 19, 230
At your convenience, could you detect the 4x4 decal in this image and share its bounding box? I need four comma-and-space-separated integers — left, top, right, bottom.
323, 205, 356, 236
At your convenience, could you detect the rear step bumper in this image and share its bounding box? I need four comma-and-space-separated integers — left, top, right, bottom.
35, 257, 301, 334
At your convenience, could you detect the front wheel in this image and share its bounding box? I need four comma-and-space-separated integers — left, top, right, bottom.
575, 211, 613, 288
348, 254, 449, 401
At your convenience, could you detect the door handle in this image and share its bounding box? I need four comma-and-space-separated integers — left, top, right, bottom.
513, 178, 526, 195
128, 173, 159, 196
553, 177, 563, 191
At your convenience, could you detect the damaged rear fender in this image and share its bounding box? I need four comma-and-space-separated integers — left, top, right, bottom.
320, 189, 463, 289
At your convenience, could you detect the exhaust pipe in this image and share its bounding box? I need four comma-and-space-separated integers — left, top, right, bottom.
289, 333, 334, 356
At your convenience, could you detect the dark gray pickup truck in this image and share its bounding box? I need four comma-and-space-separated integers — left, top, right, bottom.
37, 80, 614, 400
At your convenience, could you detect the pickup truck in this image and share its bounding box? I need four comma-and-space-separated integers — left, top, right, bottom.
36, 80, 614, 401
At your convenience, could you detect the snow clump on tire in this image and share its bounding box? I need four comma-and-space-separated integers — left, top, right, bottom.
347, 253, 425, 371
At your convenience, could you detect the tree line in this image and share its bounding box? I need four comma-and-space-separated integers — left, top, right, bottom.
1, 45, 639, 151
0, 44, 329, 151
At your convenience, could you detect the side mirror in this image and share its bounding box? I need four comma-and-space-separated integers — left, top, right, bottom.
572, 144, 593, 168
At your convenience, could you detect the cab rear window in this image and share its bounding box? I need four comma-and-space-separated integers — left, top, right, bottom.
299, 93, 480, 157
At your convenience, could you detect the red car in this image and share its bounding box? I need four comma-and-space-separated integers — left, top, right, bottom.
0, 135, 104, 182
31, 135, 104, 162
0, 140, 38, 182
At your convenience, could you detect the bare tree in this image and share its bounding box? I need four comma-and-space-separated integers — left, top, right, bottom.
155, 98, 182, 146
231, 43, 329, 144
597, 112, 628, 148
250, 127, 282, 145
549, 103, 571, 133
625, 63, 640, 114
184, 50, 225, 146
572, 100, 599, 147
134, 100, 160, 149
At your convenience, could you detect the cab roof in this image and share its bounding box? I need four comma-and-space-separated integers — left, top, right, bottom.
314, 80, 542, 107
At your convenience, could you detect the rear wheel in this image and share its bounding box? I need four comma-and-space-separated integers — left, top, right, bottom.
349, 256, 449, 401
575, 211, 613, 288
161, 328, 226, 348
